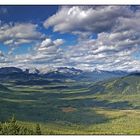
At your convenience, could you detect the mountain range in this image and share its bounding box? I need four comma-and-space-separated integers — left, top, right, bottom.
0, 66, 140, 96
0, 66, 129, 82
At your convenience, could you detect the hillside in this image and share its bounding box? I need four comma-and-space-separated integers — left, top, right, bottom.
89, 74, 140, 94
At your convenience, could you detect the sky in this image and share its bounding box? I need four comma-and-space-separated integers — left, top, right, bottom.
0, 5, 140, 71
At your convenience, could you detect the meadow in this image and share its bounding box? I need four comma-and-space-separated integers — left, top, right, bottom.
0, 80, 140, 134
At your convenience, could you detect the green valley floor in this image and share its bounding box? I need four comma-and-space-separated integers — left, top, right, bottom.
0, 80, 140, 134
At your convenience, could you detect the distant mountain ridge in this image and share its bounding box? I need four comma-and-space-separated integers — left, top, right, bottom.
0, 67, 23, 74
0, 66, 131, 82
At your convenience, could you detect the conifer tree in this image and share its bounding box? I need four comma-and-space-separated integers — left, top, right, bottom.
35, 123, 42, 135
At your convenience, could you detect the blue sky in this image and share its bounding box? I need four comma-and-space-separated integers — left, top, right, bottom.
0, 6, 140, 72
